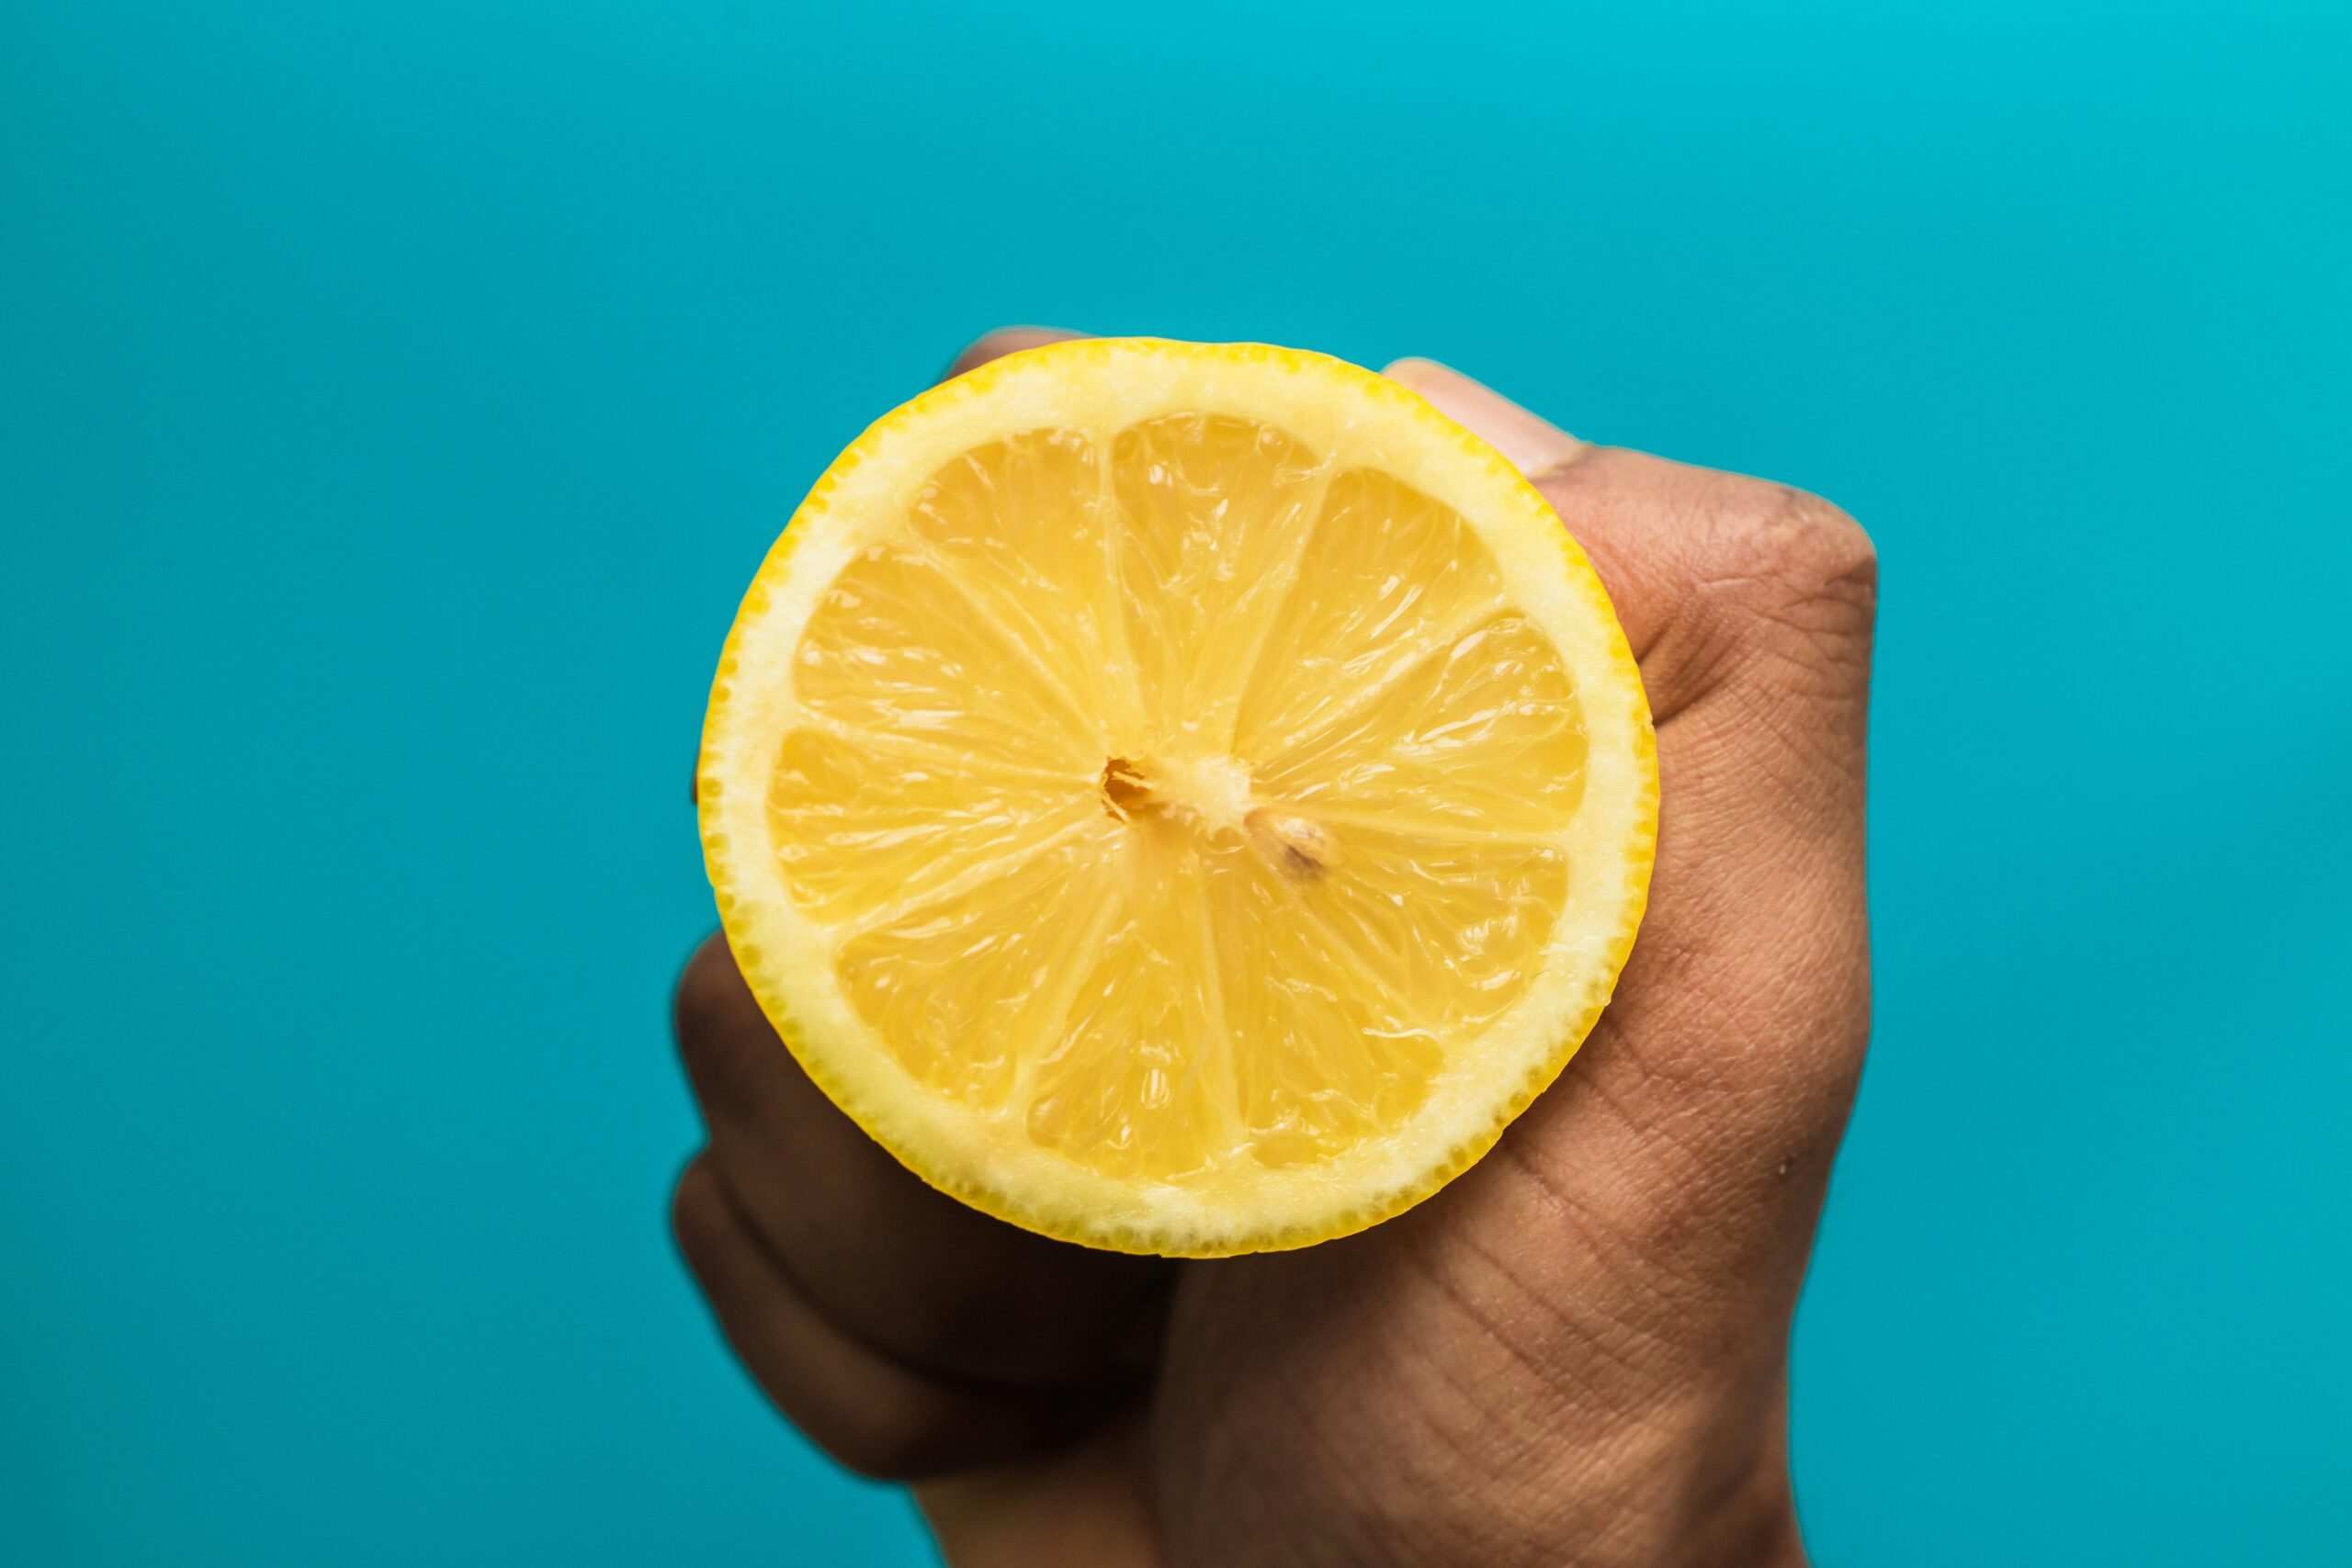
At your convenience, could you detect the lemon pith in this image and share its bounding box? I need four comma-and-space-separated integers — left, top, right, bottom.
699, 340, 1657, 1257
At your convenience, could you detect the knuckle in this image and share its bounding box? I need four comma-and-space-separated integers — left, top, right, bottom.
824, 1410, 967, 1481
1690, 481, 1876, 614
668, 1159, 725, 1272
673, 936, 755, 1096
820, 1388, 1110, 1482
1663, 481, 1876, 710
665, 1156, 1005, 1483
786, 1360, 1010, 1480
673, 933, 739, 1027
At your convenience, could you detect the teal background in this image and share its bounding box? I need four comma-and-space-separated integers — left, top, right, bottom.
6, 1, 2348, 1562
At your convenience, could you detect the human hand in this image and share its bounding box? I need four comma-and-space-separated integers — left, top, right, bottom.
671, 328, 1876, 1567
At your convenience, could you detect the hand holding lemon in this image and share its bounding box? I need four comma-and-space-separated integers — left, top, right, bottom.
673, 329, 1874, 1567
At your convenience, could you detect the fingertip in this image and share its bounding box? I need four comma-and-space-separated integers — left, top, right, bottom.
945, 326, 1091, 379
672, 931, 775, 1123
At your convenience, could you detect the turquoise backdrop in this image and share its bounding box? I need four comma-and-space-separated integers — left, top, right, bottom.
6, 2, 2348, 1562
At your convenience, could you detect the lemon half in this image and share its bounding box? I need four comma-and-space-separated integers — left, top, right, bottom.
698, 340, 1656, 1257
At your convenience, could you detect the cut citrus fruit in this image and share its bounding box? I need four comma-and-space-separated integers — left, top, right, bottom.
697, 339, 1657, 1256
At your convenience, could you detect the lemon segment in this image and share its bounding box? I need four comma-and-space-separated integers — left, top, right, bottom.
700, 339, 1656, 1256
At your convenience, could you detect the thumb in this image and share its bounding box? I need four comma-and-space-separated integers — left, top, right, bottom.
1385, 356, 1592, 479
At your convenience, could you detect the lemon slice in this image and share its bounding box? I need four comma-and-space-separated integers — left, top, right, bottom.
698, 340, 1657, 1256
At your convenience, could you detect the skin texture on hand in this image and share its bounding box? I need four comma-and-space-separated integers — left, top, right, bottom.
670, 329, 1876, 1568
